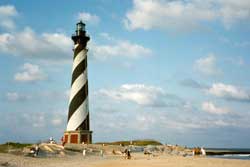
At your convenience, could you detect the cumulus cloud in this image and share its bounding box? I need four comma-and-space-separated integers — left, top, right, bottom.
219, 36, 250, 50
0, 5, 18, 29
14, 63, 46, 82
14, 110, 65, 135
202, 101, 230, 114
99, 32, 115, 41
90, 35, 152, 60
135, 114, 156, 130
208, 83, 250, 101
78, 12, 100, 25
0, 28, 151, 62
219, 0, 250, 29
0, 109, 67, 143
124, 0, 250, 31
96, 84, 183, 107
5, 92, 31, 102
91, 41, 152, 59
0, 27, 72, 62
194, 54, 222, 76
40, 90, 70, 100
51, 117, 63, 126
92, 101, 250, 144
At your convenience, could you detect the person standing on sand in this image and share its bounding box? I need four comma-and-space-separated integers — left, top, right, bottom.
123, 148, 128, 159
61, 137, 66, 147
82, 149, 86, 157
201, 147, 206, 156
49, 137, 55, 144
100, 149, 104, 157
34, 145, 39, 157
127, 149, 131, 159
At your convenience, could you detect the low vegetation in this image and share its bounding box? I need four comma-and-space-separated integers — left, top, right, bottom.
0, 142, 31, 153
96, 139, 162, 146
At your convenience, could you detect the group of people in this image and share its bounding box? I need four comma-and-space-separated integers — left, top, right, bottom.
29, 137, 56, 157
82, 148, 131, 159
192, 147, 206, 156
123, 148, 131, 159
29, 144, 39, 157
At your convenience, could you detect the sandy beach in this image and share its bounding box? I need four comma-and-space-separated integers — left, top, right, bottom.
1, 152, 250, 167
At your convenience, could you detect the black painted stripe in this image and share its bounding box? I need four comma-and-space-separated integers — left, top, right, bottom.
68, 82, 88, 121
77, 114, 89, 130
74, 44, 84, 59
71, 57, 87, 86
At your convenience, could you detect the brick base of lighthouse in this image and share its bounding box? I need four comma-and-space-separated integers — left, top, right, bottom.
64, 130, 92, 144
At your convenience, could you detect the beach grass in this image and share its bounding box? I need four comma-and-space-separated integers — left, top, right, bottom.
0, 142, 31, 153
95, 139, 162, 146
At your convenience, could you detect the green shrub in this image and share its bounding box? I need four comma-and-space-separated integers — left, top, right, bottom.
0, 142, 32, 153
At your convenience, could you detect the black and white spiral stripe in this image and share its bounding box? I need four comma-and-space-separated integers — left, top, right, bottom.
67, 43, 89, 131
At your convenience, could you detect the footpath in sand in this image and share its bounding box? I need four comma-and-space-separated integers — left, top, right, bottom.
1, 152, 250, 167
0, 144, 250, 167
90, 153, 250, 167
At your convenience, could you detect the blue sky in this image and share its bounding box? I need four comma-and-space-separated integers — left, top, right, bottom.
0, 0, 250, 148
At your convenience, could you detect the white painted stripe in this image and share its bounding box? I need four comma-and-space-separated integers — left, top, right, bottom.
72, 49, 86, 73
67, 98, 89, 131
74, 44, 79, 49
69, 71, 87, 103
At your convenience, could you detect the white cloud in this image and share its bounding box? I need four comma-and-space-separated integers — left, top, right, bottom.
0, 109, 67, 142
90, 39, 152, 60
31, 115, 45, 128
97, 84, 163, 106
99, 32, 115, 41
124, 0, 250, 31
6, 92, 31, 102
42, 33, 72, 54
219, 36, 250, 49
0, 28, 151, 62
0, 5, 17, 16
208, 83, 250, 101
6, 89, 69, 103
78, 12, 100, 25
22, 111, 65, 128
14, 63, 46, 82
214, 120, 230, 127
40, 90, 70, 100
194, 54, 221, 76
202, 101, 230, 114
0, 5, 18, 29
0, 27, 72, 62
6, 92, 19, 101
219, 0, 250, 29
96, 84, 181, 107
51, 117, 63, 126
136, 114, 156, 130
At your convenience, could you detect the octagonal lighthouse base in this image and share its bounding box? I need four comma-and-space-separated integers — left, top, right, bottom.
64, 130, 92, 144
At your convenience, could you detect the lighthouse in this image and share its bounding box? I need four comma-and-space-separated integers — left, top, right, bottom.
64, 21, 92, 144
